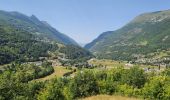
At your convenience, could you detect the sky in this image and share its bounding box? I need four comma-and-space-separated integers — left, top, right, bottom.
0, 0, 170, 44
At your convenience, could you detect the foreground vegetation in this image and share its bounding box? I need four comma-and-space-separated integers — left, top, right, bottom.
1, 62, 170, 100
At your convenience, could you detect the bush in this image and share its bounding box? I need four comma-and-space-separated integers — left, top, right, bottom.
37, 79, 65, 100
116, 84, 134, 97
98, 80, 116, 95
121, 66, 146, 88
0, 71, 31, 100
142, 76, 166, 99
68, 71, 99, 98
163, 82, 170, 100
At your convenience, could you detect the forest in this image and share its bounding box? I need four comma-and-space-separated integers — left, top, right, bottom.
0, 24, 92, 66
0, 24, 56, 64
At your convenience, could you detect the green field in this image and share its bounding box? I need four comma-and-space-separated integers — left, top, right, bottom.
34, 66, 70, 81
88, 59, 162, 71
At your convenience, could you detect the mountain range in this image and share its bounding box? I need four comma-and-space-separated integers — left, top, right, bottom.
1, 9, 170, 66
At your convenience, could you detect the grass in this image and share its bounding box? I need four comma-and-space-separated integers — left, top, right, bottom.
89, 59, 160, 70
0, 63, 12, 71
81, 95, 140, 100
34, 66, 72, 81
154, 51, 169, 58
88, 59, 126, 69
139, 40, 148, 46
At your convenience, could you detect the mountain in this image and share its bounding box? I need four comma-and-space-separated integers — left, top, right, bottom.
79, 43, 87, 47
85, 9, 170, 65
0, 10, 78, 45
0, 22, 92, 65
0, 10, 92, 65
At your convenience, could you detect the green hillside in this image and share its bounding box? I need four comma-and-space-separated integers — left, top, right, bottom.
0, 10, 93, 65
85, 10, 170, 65
0, 10, 78, 45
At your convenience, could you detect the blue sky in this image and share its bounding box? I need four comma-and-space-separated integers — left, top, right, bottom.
0, 0, 170, 44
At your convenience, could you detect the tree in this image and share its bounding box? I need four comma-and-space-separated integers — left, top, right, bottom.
69, 71, 99, 98
121, 66, 146, 88
142, 76, 166, 99
37, 79, 65, 100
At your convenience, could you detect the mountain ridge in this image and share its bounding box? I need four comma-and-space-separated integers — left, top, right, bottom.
0, 10, 78, 45
0, 10, 92, 65
85, 9, 170, 65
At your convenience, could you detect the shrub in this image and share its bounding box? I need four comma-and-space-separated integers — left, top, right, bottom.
142, 76, 166, 99
116, 84, 134, 97
98, 80, 116, 95
121, 66, 146, 88
37, 79, 65, 100
68, 71, 99, 98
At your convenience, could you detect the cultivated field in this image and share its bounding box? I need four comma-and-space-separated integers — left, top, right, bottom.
34, 66, 72, 81
88, 59, 162, 71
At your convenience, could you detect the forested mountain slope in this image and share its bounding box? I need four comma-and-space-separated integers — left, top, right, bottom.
0, 10, 92, 65
0, 10, 78, 45
0, 25, 50, 64
85, 10, 170, 65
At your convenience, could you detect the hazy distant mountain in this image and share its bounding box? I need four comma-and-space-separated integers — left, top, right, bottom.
79, 43, 87, 47
85, 9, 170, 64
0, 10, 78, 45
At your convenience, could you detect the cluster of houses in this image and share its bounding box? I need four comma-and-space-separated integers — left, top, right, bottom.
135, 57, 170, 68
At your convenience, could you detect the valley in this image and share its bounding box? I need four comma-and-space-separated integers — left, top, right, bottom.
0, 8, 170, 100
